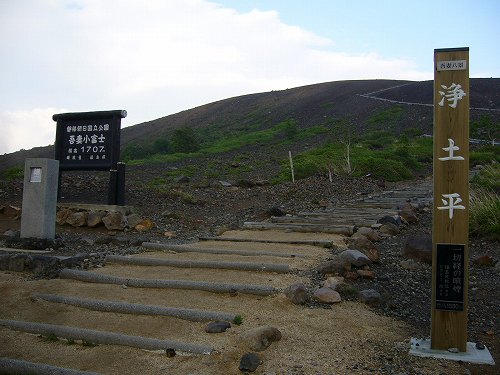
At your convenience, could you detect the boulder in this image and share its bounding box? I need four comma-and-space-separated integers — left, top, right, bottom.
338, 249, 372, 267
403, 234, 432, 264
56, 209, 73, 225
399, 202, 419, 224
283, 283, 310, 305
356, 269, 376, 279
313, 287, 342, 304
316, 257, 349, 275
205, 321, 231, 333
323, 276, 344, 290
87, 211, 106, 227
378, 215, 400, 226
126, 213, 143, 228
66, 212, 88, 227
267, 206, 286, 217
240, 326, 282, 352
239, 353, 261, 372
135, 219, 155, 233
379, 223, 400, 236
102, 212, 127, 231
356, 227, 381, 242
347, 236, 380, 263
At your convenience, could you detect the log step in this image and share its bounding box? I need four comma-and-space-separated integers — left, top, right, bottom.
33, 293, 237, 322
142, 242, 306, 258
59, 269, 277, 296
106, 255, 290, 273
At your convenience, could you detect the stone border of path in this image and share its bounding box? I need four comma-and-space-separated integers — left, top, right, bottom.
33, 293, 237, 322
142, 242, 307, 258
60, 269, 277, 296
0, 357, 101, 375
106, 255, 290, 273
0, 319, 213, 355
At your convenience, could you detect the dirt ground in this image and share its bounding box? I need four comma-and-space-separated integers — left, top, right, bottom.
0, 231, 472, 375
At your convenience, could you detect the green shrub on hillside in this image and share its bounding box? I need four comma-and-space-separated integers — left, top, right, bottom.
0, 166, 24, 180
172, 127, 200, 153
367, 105, 404, 128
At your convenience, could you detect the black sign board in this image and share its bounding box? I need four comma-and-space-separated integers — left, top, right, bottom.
435, 243, 465, 311
54, 110, 126, 171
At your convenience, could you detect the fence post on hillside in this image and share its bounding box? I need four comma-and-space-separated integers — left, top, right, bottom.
288, 151, 295, 183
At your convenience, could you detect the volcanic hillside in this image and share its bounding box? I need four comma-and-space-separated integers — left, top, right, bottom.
1, 78, 499, 173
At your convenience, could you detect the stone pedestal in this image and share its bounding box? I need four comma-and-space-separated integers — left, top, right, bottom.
20, 158, 59, 239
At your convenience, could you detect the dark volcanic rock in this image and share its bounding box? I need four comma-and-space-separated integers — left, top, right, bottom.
403, 234, 432, 264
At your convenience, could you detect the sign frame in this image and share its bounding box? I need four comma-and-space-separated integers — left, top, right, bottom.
53, 110, 126, 171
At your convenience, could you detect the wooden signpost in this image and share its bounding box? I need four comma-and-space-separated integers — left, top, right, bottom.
431, 47, 470, 351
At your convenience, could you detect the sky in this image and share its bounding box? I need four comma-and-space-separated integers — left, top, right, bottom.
1, 0, 499, 155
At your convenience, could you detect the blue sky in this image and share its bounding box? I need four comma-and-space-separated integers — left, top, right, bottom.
0, 0, 499, 154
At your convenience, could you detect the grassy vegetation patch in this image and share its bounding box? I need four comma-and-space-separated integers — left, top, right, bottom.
0, 166, 24, 180
470, 164, 500, 240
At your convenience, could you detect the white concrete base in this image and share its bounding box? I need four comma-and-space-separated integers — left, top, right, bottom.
409, 338, 495, 365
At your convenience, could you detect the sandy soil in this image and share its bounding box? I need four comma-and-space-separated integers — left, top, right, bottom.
0, 231, 467, 375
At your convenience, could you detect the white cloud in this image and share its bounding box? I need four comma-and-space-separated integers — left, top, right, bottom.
0, 108, 67, 155
0, 0, 431, 153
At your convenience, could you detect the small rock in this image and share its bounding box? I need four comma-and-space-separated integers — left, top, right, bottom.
359, 289, 381, 306
283, 283, 309, 305
472, 255, 495, 267
356, 269, 376, 279
122, 284, 128, 289
313, 287, 342, 304
240, 326, 282, 352
323, 276, 344, 290
218, 180, 232, 187
403, 234, 432, 264
356, 227, 381, 242
379, 223, 399, 236
165, 348, 176, 357
339, 249, 372, 267
316, 258, 349, 275
87, 211, 106, 227
399, 203, 418, 223
475, 342, 485, 350
239, 352, 260, 372
135, 219, 155, 233
344, 271, 359, 281
102, 212, 127, 231
346, 236, 379, 263
447, 347, 459, 353
126, 213, 143, 228
378, 215, 400, 226
205, 321, 231, 333
267, 206, 286, 217
236, 179, 255, 188
66, 212, 88, 227
164, 231, 177, 238
3, 229, 17, 238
